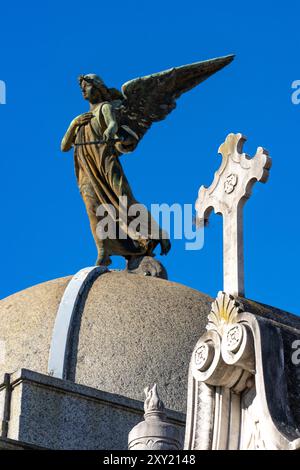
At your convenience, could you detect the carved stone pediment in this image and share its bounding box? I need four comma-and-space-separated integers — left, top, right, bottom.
184, 292, 300, 450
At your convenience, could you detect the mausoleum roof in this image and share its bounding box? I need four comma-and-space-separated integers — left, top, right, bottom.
0, 270, 212, 413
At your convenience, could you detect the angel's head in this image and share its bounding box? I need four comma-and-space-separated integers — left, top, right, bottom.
78, 74, 122, 104
78, 74, 110, 103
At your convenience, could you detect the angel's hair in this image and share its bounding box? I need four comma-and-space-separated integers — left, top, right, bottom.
78, 74, 122, 101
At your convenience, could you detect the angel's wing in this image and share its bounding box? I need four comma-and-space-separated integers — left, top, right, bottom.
116, 54, 234, 144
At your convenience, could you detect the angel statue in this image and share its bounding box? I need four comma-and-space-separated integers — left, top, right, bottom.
61, 55, 234, 276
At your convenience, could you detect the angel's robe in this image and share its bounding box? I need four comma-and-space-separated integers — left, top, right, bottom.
74, 101, 160, 261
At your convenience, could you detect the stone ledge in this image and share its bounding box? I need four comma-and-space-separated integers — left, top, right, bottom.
0, 436, 46, 450
0, 369, 185, 450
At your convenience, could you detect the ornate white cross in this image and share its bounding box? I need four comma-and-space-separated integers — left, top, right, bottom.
196, 133, 271, 297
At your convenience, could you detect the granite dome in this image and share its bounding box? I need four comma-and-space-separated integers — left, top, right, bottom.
0, 271, 212, 413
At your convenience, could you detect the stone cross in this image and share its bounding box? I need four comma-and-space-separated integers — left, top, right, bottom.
196, 133, 271, 297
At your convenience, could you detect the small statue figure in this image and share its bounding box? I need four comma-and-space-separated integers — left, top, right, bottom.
61, 55, 234, 268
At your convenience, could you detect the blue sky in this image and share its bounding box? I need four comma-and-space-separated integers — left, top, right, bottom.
0, 1, 299, 314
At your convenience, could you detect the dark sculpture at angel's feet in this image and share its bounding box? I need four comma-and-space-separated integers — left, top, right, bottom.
61, 55, 234, 271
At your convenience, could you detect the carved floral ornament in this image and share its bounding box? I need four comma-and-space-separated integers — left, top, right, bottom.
192, 292, 255, 391
224, 173, 238, 194
207, 291, 243, 335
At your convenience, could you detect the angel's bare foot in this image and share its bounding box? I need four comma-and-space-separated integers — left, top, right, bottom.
95, 253, 112, 267
159, 238, 171, 256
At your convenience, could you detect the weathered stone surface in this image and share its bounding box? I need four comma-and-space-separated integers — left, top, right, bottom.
196, 133, 271, 297
0, 277, 71, 379
0, 272, 212, 413
184, 292, 300, 450
72, 272, 211, 411
126, 256, 168, 279
0, 369, 184, 450
0, 437, 45, 449
128, 384, 183, 450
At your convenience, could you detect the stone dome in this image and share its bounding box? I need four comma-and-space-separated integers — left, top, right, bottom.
0, 270, 212, 413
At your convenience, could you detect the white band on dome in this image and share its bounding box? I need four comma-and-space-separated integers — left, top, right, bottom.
47, 266, 107, 379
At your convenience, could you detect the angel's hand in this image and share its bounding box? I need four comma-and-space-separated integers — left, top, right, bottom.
103, 128, 115, 142
73, 112, 94, 128
61, 114, 93, 152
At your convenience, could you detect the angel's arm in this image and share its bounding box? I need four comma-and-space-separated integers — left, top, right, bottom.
61, 113, 93, 152
101, 102, 138, 153
101, 103, 118, 141
61, 120, 77, 152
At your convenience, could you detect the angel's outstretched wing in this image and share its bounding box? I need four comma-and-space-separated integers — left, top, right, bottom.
116, 54, 234, 145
